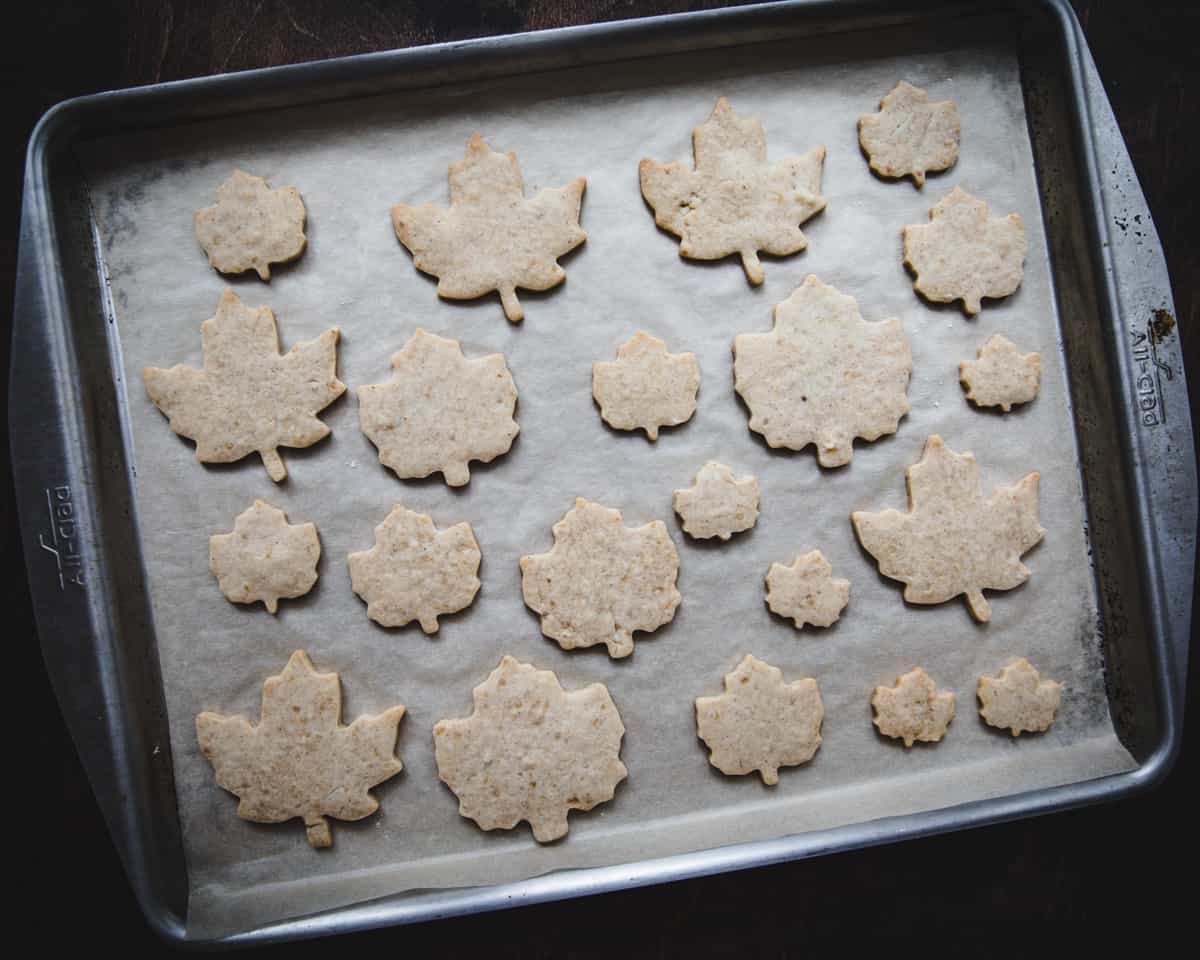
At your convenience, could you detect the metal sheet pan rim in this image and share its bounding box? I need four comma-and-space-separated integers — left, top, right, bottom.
224, 762, 1169, 947
25, 0, 963, 130
11, 0, 1190, 945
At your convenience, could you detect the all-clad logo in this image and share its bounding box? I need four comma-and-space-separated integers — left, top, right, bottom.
39, 485, 84, 590
1130, 321, 1172, 428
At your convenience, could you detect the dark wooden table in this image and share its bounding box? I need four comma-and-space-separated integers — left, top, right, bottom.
4, 2, 1196, 954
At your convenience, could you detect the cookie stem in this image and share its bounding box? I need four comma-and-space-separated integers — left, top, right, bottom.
261, 448, 287, 482
305, 815, 332, 848
740, 249, 765, 285
966, 589, 991, 622
499, 284, 523, 323
607, 629, 635, 659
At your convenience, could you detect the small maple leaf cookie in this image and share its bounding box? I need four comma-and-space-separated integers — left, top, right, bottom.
358, 328, 519, 487
520, 498, 681, 658
209, 500, 319, 614
733, 275, 912, 467
143, 289, 345, 482
695, 654, 823, 784
960, 334, 1041, 411
903, 187, 1026, 315
196, 650, 405, 848
673, 461, 759, 540
978, 658, 1063, 736
392, 133, 586, 322
640, 97, 826, 285
872, 667, 955, 747
852, 435, 1044, 622
433, 656, 627, 842
194, 169, 307, 280
765, 550, 850, 630
592, 332, 699, 441
348, 504, 481, 633
858, 81, 960, 187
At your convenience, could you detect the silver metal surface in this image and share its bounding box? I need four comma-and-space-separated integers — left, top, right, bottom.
10, 0, 1193, 945
1076, 33, 1195, 710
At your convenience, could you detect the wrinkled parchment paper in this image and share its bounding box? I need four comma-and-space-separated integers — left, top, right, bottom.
83, 24, 1135, 940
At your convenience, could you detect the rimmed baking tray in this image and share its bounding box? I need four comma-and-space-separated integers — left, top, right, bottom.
11, 0, 1194, 946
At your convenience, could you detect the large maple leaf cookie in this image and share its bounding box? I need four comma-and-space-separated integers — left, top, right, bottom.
852, 435, 1044, 622
348, 504, 481, 633
733, 276, 911, 467
357, 329, 519, 487
143, 289, 344, 482
433, 656, 627, 842
640, 97, 825, 285
903, 187, 1026, 315
392, 133, 586, 322
520, 498, 681, 658
196, 650, 405, 848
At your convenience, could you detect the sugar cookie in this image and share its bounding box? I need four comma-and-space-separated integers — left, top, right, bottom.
433, 656, 626, 842
392, 134, 586, 322
733, 276, 911, 467
673, 461, 759, 540
592, 332, 699, 441
348, 504, 481, 632
209, 500, 319, 613
520, 498, 680, 658
196, 651, 405, 848
695, 654, 823, 784
358, 328, 518, 487
142, 289, 344, 482
640, 97, 825, 284
871, 667, 955, 747
765, 550, 849, 629
852, 435, 1043, 622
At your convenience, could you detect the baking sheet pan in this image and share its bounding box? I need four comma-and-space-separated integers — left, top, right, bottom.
79, 17, 1137, 939
12, 0, 1193, 946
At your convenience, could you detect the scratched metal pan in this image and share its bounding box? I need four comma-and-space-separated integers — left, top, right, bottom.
10, 0, 1194, 946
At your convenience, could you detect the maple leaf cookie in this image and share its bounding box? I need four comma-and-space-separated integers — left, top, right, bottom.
858, 81, 960, 187
695, 654, 823, 784
196, 650, 405, 848
348, 504, 481, 633
733, 276, 911, 467
872, 667, 955, 747
520, 498, 681, 658
640, 97, 825, 285
592, 332, 699, 440
903, 187, 1026, 315
978, 658, 1063, 736
358, 329, 519, 487
194, 169, 307, 280
851, 435, 1044, 622
960, 334, 1041, 411
209, 500, 320, 613
433, 656, 627, 842
765, 550, 849, 630
392, 133, 586, 322
143, 289, 345, 482
673, 461, 759, 540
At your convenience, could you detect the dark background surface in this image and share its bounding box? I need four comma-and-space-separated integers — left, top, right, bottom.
4, 1, 1196, 954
